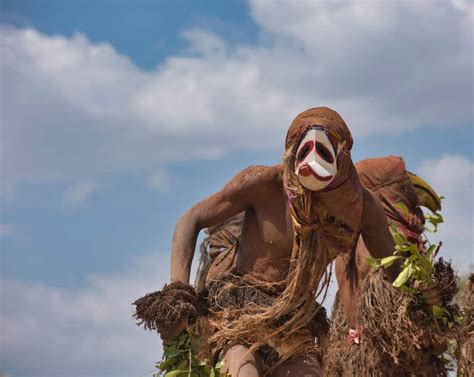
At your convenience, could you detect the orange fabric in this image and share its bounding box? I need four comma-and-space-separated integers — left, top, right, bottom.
356, 156, 425, 243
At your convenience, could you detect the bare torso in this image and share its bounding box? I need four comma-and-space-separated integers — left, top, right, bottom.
236, 166, 294, 278
170, 164, 299, 284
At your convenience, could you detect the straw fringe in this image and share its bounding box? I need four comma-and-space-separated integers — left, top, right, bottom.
458, 274, 474, 376
324, 261, 459, 377
132, 282, 207, 331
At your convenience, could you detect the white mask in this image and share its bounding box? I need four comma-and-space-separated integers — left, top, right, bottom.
294, 128, 338, 191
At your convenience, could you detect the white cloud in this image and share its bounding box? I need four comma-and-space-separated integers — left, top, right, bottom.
0, 253, 168, 377
249, 0, 473, 128
0, 247, 339, 377
450, 0, 474, 14
62, 181, 98, 207
181, 29, 228, 56
1, 0, 472, 194
418, 155, 474, 274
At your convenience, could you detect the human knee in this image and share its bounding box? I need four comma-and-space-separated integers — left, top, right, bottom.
222, 345, 261, 377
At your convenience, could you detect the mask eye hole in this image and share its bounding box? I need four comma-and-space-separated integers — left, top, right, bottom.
315, 142, 334, 164
296, 140, 314, 163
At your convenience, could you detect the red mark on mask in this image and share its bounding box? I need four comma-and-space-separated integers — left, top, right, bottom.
298, 163, 333, 181
296, 140, 314, 163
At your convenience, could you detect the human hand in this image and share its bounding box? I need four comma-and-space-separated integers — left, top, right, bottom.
415, 280, 443, 307
158, 319, 187, 341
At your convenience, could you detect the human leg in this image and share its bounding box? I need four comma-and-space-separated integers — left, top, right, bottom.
221, 344, 263, 377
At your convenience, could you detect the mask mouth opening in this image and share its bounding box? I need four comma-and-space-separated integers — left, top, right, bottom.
297, 162, 334, 182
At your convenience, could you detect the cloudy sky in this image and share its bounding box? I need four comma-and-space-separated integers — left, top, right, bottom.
0, 0, 472, 376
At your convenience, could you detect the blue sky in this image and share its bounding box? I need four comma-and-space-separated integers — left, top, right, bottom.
1, 1, 473, 376
1, 0, 259, 69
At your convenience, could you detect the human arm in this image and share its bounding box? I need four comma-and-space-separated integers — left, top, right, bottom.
170, 166, 269, 283
360, 188, 401, 282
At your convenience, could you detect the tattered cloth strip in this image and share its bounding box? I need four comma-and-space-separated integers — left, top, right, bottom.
356, 156, 425, 245
457, 274, 474, 376
323, 260, 459, 377
193, 213, 331, 372
132, 281, 208, 331
195, 213, 244, 293
205, 271, 330, 374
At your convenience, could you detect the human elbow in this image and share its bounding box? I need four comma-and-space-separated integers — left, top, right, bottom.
177, 207, 202, 234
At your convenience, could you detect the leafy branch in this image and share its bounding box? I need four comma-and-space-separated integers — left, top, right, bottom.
366, 200, 443, 294
154, 331, 227, 377
431, 305, 463, 329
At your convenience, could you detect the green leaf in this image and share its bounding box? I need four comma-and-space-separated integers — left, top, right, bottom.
394, 202, 410, 215
393, 232, 406, 246
365, 256, 380, 268
424, 212, 444, 232
418, 256, 433, 274
432, 305, 448, 318
399, 285, 417, 294
158, 331, 231, 377
159, 357, 174, 370
215, 360, 225, 369
163, 348, 181, 358
164, 370, 188, 377
393, 266, 411, 288
454, 314, 463, 324
197, 369, 208, 377
379, 255, 401, 268
390, 225, 407, 246
407, 263, 415, 278
394, 244, 410, 253
176, 335, 187, 347
425, 244, 437, 258
409, 243, 420, 256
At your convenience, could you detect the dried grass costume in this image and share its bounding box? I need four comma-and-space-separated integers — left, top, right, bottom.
200, 108, 362, 372
136, 108, 363, 371
134, 108, 368, 374
324, 156, 459, 377
458, 274, 474, 376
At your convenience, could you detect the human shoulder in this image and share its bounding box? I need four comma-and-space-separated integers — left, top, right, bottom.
228, 164, 283, 188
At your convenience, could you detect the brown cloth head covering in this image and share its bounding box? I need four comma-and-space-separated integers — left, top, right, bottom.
283, 107, 362, 255
356, 156, 425, 244
285, 107, 353, 150
285, 107, 354, 192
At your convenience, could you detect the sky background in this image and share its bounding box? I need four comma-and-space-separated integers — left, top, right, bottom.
0, 0, 473, 376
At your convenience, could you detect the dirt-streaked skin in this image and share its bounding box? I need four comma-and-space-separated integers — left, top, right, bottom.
165, 163, 397, 377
